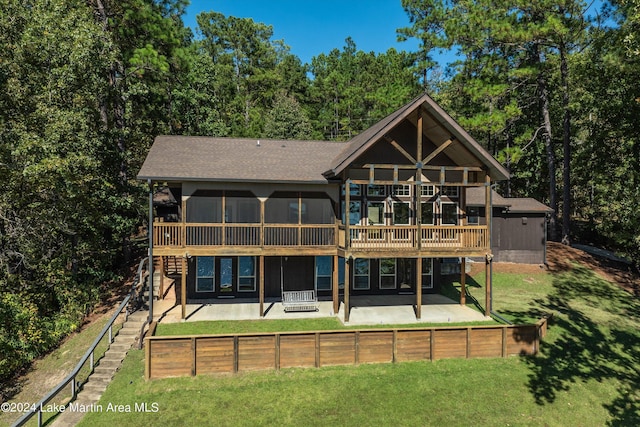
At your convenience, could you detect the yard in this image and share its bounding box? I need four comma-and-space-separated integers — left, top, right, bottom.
73, 244, 640, 426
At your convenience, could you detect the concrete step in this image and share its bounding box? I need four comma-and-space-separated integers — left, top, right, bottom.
112, 337, 134, 346
81, 382, 108, 394
89, 371, 114, 382
95, 359, 123, 370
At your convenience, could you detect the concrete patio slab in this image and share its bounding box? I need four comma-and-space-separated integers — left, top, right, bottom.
155, 293, 490, 326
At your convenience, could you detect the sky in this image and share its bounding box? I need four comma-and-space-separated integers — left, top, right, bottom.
183, 0, 423, 65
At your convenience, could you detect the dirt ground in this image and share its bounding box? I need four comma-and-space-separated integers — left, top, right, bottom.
470, 241, 640, 297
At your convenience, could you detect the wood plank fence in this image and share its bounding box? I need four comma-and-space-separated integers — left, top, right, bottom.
144, 317, 549, 380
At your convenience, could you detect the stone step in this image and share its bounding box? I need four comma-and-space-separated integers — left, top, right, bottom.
109, 344, 133, 354
95, 359, 122, 370
81, 382, 108, 394
112, 335, 135, 345
118, 327, 141, 335
89, 371, 114, 382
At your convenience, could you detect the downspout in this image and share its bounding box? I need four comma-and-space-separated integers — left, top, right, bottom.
488, 183, 512, 325
148, 179, 154, 325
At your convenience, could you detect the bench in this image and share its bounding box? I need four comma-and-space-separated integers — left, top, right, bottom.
282, 290, 318, 312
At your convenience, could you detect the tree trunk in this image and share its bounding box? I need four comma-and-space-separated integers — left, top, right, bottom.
537, 51, 559, 241
560, 43, 571, 245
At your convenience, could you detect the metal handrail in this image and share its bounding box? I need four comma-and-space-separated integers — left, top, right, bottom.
12, 257, 149, 427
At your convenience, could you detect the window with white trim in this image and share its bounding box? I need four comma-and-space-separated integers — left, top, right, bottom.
379, 258, 396, 289
421, 185, 435, 197
422, 258, 433, 289
196, 256, 215, 292
393, 202, 410, 225
353, 259, 370, 290
315, 256, 332, 291
441, 186, 459, 197
238, 256, 256, 292
441, 202, 458, 225
367, 201, 385, 225
392, 184, 411, 196
421, 202, 434, 225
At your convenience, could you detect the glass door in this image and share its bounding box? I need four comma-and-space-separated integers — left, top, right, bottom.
219, 257, 234, 296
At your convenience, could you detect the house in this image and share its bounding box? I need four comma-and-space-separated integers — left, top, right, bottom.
466, 188, 553, 264
137, 93, 511, 322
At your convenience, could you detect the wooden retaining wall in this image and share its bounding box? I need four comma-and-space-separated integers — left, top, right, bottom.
144, 318, 549, 380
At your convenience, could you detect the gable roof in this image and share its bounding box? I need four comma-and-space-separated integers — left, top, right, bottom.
325, 93, 510, 181
137, 136, 347, 184
466, 187, 553, 213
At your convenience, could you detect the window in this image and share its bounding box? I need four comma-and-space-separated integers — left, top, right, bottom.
219, 258, 233, 293
379, 258, 396, 289
421, 185, 435, 197
392, 184, 411, 196
342, 183, 361, 196
353, 259, 370, 290
367, 201, 385, 225
342, 201, 361, 225
467, 207, 480, 225
196, 256, 215, 292
367, 184, 386, 196
393, 202, 410, 225
441, 186, 459, 197
441, 258, 460, 275
421, 202, 434, 225
315, 256, 332, 291
441, 203, 458, 225
238, 257, 256, 292
422, 258, 433, 289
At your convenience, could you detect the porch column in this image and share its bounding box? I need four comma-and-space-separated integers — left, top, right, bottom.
460, 258, 466, 305
147, 180, 154, 325
332, 255, 339, 314
181, 255, 187, 320
484, 172, 492, 317
158, 256, 165, 300
416, 257, 422, 320
485, 254, 492, 317
259, 255, 265, 317
344, 257, 351, 323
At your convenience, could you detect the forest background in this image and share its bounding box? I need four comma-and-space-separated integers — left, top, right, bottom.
1, 0, 639, 395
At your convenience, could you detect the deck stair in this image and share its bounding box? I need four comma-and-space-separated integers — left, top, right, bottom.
50, 310, 148, 427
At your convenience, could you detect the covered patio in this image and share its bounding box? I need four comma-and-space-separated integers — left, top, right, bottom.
153, 286, 491, 326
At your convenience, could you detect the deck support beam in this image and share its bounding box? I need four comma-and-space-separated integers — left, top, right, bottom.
181, 255, 187, 320
259, 255, 265, 317
332, 255, 339, 314
460, 257, 466, 305
416, 257, 422, 320
485, 172, 492, 317
344, 258, 351, 323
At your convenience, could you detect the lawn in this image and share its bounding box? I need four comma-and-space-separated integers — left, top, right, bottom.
78, 264, 640, 426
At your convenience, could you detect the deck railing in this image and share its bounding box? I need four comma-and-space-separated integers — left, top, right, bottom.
153, 222, 337, 248
348, 225, 488, 251
154, 222, 488, 251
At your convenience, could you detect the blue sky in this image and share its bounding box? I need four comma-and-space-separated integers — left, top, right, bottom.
183, 0, 422, 65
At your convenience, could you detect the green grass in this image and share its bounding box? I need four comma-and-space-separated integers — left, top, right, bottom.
78, 265, 640, 426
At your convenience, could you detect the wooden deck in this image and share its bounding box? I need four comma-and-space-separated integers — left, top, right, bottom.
152, 222, 490, 256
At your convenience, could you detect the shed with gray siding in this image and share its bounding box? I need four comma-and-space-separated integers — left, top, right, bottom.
466, 188, 553, 264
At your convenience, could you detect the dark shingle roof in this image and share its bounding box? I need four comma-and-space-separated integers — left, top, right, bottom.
466, 187, 553, 213
137, 136, 347, 184
326, 93, 511, 181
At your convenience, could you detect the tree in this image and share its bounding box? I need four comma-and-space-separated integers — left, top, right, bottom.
264, 91, 313, 140
309, 38, 421, 140
400, 0, 592, 242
